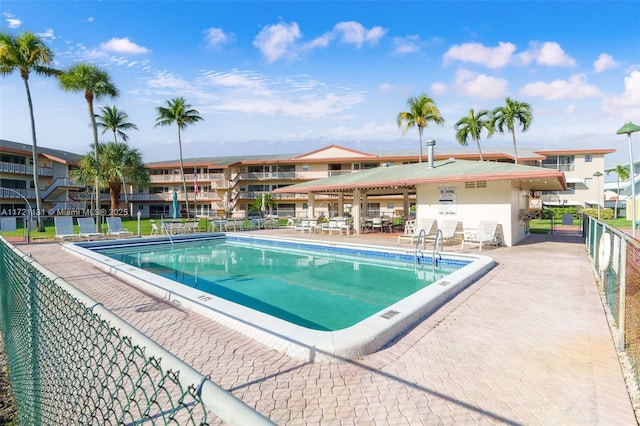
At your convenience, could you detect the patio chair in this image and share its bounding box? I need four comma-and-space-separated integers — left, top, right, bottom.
294, 218, 312, 233
77, 217, 104, 241
106, 217, 134, 239
54, 216, 77, 243
424, 219, 461, 250
371, 217, 383, 232
398, 218, 436, 246
461, 221, 499, 252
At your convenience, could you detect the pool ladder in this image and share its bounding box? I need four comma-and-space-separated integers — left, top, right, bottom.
161, 221, 174, 246
414, 228, 442, 267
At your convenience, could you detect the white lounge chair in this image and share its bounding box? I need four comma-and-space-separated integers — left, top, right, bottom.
106, 217, 134, 239
294, 218, 313, 233
398, 218, 436, 246
77, 217, 104, 240
425, 219, 462, 249
461, 221, 499, 252
54, 216, 77, 243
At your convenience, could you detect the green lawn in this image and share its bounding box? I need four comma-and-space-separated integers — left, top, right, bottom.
529, 217, 631, 234
1, 217, 166, 240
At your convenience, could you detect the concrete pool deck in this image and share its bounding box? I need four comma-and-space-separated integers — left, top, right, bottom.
13, 229, 638, 425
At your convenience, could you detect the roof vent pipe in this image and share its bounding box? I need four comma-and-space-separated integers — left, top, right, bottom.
426, 139, 436, 168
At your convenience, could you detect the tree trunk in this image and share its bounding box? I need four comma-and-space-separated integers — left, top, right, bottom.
177, 128, 190, 218
22, 77, 45, 232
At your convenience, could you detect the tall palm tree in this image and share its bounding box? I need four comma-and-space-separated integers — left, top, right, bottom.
397, 94, 444, 163
71, 142, 149, 216
95, 105, 138, 211
606, 164, 630, 219
59, 64, 119, 230
0, 31, 60, 231
491, 97, 532, 164
154, 97, 203, 218
95, 105, 138, 143
454, 109, 494, 161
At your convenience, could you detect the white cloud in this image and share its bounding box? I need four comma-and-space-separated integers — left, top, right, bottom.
195, 69, 366, 118
253, 20, 387, 63
87, 17, 94, 23
332, 21, 386, 47
377, 83, 395, 94
253, 22, 302, 63
101, 37, 151, 55
520, 74, 601, 100
602, 70, 640, 119
593, 53, 618, 73
392, 35, 421, 55
204, 28, 229, 48
37, 28, 55, 40
145, 71, 190, 91
443, 42, 516, 69
519, 41, 576, 67
431, 82, 447, 95
454, 70, 508, 99
564, 104, 576, 116
3, 12, 21, 28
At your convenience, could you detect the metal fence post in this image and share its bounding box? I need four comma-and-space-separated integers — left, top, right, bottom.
619, 239, 627, 352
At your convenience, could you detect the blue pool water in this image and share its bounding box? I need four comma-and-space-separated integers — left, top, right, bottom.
94, 236, 465, 331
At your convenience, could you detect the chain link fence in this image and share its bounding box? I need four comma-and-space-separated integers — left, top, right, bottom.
586, 218, 640, 389
0, 237, 272, 425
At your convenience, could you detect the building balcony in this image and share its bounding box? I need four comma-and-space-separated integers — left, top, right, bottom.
126, 192, 221, 202
0, 161, 54, 177
148, 173, 225, 184
237, 170, 354, 181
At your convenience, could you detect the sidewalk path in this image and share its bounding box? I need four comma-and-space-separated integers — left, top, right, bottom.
16, 232, 637, 425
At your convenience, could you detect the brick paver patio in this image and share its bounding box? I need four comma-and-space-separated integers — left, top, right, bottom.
14, 230, 638, 425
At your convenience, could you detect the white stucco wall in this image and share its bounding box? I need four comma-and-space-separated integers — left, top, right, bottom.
415, 180, 528, 247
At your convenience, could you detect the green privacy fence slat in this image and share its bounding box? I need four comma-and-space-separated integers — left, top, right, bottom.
0, 238, 273, 425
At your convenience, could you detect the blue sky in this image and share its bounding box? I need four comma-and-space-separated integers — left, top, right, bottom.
1, 1, 639, 170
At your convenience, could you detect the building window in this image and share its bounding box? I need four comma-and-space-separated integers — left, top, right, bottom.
302, 164, 309, 172
585, 154, 593, 163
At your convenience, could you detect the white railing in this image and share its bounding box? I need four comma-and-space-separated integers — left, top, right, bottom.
237, 170, 354, 181
41, 178, 85, 199
0, 188, 36, 199
148, 173, 224, 183
0, 161, 53, 176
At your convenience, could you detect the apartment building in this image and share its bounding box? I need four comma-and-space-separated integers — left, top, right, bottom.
0, 139, 613, 220
536, 149, 614, 209
0, 139, 84, 216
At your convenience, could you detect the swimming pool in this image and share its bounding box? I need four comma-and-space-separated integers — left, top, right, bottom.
65, 234, 495, 361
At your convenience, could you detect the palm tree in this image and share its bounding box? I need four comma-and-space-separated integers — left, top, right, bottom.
96, 105, 138, 211
0, 31, 60, 231
606, 164, 630, 219
491, 97, 533, 164
454, 109, 494, 161
59, 63, 119, 231
397, 94, 444, 163
71, 142, 149, 216
96, 105, 138, 143
154, 97, 203, 218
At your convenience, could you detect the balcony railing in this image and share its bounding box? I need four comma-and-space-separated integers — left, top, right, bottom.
0, 161, 53, 176
126, 192, 221, 202
541, 163, 575, 172
41, 178, 85, 199
148, 173, 224, 184
0, 188, 36, 199
237, 170, 354, 181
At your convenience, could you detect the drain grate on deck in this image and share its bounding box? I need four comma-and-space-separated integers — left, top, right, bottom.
381, 310, 399, 319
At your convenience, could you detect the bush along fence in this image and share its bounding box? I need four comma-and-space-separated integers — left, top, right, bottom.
0, 236, 272, 425
586, 217, 640, 391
